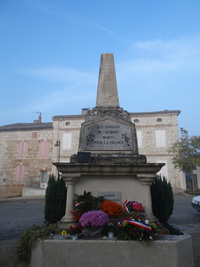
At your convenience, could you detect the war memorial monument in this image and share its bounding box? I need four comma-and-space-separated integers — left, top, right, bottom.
31, 54, 193, 267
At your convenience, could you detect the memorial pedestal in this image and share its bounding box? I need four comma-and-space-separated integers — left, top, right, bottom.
54, 162, 164, 222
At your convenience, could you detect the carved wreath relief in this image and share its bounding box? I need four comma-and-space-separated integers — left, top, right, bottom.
84, 120, 133, 151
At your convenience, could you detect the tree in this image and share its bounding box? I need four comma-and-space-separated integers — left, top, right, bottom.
44, 174, 67, 223
151, 176, 174, 222
168, 128, 200, 191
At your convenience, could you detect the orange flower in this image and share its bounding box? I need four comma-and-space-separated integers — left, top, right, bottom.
101, 200, 123, 217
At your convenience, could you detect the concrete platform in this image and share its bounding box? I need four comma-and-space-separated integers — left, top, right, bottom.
30, 234, 193, 267
22, 187, 46, 197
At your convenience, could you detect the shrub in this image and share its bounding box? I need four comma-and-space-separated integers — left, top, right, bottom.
151, 176, 174, 222
16, 224, 57, 266
44, 174, 67, 223
74, 191, 104, 213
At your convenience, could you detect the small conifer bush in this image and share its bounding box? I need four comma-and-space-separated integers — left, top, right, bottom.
151, 176, 174, 222
44, 174, 67, 223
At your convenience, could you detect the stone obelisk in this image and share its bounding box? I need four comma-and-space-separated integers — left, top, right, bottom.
96, 53, 119, 107
77, 53, 140, 156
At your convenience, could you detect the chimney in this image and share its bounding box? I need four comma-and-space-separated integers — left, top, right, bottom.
82, 108, 89, 115
38, 112, 42, 122
33, 112, 42, 123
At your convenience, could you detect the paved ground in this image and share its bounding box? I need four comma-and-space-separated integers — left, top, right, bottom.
169, 194, 200, 267
0, 197, 45, 267
0, 194, 199, 266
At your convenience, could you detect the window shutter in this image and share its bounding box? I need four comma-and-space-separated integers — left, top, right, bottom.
16, 166, 21, 182
20, 165, 25, 182
32, 132, 37, 138
44, 142, 50, 157
137, 130, 142, 148
157, 160, 168, 181
16, 165, 25, 182
40, 141, 50, 158
22, 142, 26, 158
155, 130, 166, 147
63, 133, 72, 150
18, 142, 26, 158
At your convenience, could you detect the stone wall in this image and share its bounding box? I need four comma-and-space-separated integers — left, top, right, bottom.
52, 110, 183, 189
0, 110, 185, 198
0, 128, 53, 198
30, 235, 193, 267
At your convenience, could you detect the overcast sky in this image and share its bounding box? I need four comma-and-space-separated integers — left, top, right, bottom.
0, 0, 200, 136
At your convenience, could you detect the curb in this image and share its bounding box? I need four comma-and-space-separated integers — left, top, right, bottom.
0, 196, 45, 203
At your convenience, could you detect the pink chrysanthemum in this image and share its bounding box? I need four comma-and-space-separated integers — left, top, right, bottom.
79, 210, 109, 228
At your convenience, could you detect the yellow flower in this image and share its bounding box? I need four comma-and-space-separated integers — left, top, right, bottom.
61, 230, 67, 236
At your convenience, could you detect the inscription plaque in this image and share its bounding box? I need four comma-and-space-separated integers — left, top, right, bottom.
98, 191, 121, 204
83, 119, 133, 151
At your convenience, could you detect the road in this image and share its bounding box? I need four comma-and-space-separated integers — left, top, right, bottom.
0, 194, 200, 266
169, 194, 200, 267
0, 198, 45, 240
0, 197, 45, 267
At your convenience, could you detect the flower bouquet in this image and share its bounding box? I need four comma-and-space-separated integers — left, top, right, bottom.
79, 210, 109, 237
69, 224, 82, 240
123, 200, 144, 218
71, 191, 104, 220
117, 218, 153, 242
101, 200, 123, 218
115, 200, 154, 242
69, 224, 82, 235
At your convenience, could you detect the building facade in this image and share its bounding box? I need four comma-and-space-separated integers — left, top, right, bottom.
0, 108, 191, 198
51, 109, 184, 189
0, 121, 53, 198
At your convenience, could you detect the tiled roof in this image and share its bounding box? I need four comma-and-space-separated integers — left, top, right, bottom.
0, 122, 53, 131
52, 110, 181, 120
129, 110, 181, 116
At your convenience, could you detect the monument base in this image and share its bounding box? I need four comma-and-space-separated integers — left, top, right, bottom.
30, 234, 193, 267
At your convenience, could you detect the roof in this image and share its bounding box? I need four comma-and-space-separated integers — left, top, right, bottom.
129, 110, 181, 116
52, 110, 181, 120
52, 114, 86, 120
0, 122, 53, 132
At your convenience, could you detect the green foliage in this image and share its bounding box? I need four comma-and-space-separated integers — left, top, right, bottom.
116, 224, 153, 245
151, 176, 174, 223
74, 191, 104, 214
16, 224, 58, 266
168, 128, 200, 173
44, 174, 67, 223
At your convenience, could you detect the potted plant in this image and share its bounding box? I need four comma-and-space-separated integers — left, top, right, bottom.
79, 210, 109, 237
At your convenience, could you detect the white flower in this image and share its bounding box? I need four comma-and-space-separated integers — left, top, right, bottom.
145, 220, 149, 224
149, 236, 153, 240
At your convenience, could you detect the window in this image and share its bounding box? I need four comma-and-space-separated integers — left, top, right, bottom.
16, 165, 25, 182
155, 130, 166, 147
40, 170, 47, 188
32, 132, 37, 138
40, 171, 47, 183
157, 118, 162, 123
40, 141, 50, 158
18, 142, 27, 158
137, 130, 142, 148
63, 133, 72, 150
